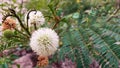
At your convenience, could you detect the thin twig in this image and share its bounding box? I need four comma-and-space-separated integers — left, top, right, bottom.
14, 28, 29, 38
34, 23, 37, 30
13, 35, 27, 40
9, 8, 31, 36
48, 5, 61, 29
52, 16, 61, 29
106, 8, 120, 22
2, 14, 12, 23
14, 14, 31, 36
20, 0, 24, 13
26, 10, 36, 31
52, 22, 58, 29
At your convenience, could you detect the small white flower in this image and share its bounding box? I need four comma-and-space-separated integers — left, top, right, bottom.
25, 11, 45, 27
30, 28, 59, 56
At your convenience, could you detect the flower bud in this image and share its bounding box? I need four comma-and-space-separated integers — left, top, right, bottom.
3, 29, 14, 39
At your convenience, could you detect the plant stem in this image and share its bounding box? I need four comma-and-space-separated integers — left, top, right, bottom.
13, 35, 27, 40
14, 28, 29, 38
26, 10, 37, 31
106, 8, 120, 22
48, 5, 61, 29
34, 23, 37, 30
52, 22, 58, 29
9, 9, 31, 36
14, 14, 31, 36
52, 16, 61, 29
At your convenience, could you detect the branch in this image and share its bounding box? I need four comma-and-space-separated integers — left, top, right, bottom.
106, 8, 120, 22
14, 28, 29, 38
26, 10, 36, 31
2, 14, 13, 23
48, 5, 61, 29
52, 16, 61, 29
34, 23, 37, 30
9, 8, 31, 36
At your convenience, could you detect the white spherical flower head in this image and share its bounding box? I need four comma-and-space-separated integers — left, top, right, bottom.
25, 11, 45, 27
30, 28, 59, 56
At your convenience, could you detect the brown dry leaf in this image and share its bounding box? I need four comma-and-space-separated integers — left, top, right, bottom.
37, 56, 49, 67
2, 18, 16, 31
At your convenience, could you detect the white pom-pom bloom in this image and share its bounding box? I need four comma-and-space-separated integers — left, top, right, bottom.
30, 28, 59, 56
25, 11, 45, 27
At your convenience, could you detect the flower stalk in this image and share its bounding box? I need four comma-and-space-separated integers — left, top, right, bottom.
48, 5, 61, 29
9, 8, 31, 36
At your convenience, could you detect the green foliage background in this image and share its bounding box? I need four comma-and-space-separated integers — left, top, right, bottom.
0, 0, 120, 68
